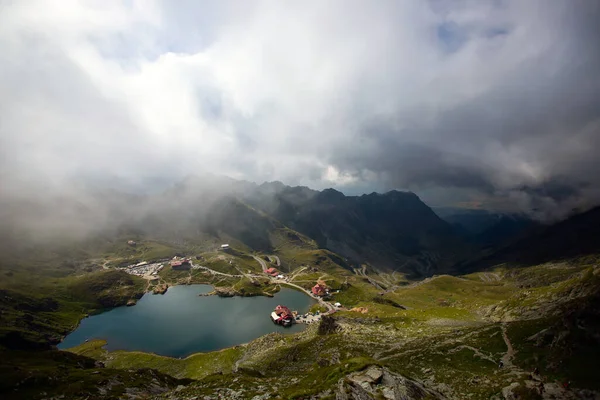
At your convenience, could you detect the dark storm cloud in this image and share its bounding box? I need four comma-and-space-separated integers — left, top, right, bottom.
324, 0, 600, 217
0, 0, 599, 226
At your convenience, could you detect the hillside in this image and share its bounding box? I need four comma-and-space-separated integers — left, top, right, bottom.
434, 207, 540, 249
1, 180, 600, 399
247, 183, 472, 276
458, 206, 600, 271
98, 176, 475, 277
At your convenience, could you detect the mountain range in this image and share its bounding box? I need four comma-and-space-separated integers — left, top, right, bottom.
0, 174, 564, 278
2, 175, 600, 399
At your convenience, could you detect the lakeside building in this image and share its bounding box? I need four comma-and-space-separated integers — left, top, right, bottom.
312, 282, 329, 297
171, 258, 191, 270
271, 305, 294, 327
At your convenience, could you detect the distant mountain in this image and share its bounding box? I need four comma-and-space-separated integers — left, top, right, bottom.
434, 207, 539, 248
1, 175, 481, 277
246, 184, 472, 277
458, 206, 600, 271
133, 176, 473, 276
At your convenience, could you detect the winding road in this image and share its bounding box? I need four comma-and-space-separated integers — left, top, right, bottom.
157, 257, 337, 314
274, 279, 335, 313
251, 255, 268, 272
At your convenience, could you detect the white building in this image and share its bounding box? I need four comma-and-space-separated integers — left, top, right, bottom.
220, 244, 230, 250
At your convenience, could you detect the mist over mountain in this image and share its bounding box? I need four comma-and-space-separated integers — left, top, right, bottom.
2, 0, 600, 223
0, 174, 472, 277
246, 183, 471, 276
2, 2, 600, 398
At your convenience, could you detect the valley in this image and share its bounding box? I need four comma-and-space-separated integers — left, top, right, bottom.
3, 1, 600, 397
1, 181, 599, 400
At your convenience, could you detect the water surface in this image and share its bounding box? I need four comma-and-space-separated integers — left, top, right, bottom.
59, 285, 314, 357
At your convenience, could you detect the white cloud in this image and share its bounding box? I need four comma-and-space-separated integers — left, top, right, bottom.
1, 0, 599, 215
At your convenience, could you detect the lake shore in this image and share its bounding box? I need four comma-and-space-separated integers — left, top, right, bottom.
58, 285, 315, 357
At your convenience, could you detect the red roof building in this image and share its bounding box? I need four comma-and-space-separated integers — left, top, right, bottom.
265, 267, 279, 276
171, 259, 191, 269
274, 305, 293, 319
312, 283, 328, 297
271, 304, 295, 326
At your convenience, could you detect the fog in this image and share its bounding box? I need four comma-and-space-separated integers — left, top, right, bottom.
1, 0, 600, 241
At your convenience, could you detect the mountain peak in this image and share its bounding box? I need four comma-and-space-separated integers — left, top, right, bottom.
317, 188, 345, 203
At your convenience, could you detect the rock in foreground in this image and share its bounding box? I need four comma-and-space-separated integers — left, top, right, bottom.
336, 366, 446, 400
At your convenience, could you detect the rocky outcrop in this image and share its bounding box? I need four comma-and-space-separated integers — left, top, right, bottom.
126, 299, 137, 306
336, 366, 446, 400
214, 287, 236, 297
153, 284, 169, 295
318, 315, 341, 335
200, 286, 276, 298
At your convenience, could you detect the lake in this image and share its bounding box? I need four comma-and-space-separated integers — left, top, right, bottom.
58, 285, 315, 358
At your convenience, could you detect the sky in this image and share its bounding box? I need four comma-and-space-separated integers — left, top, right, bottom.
1, 0, 600, 220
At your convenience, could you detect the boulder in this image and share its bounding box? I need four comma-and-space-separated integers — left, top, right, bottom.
336, 366, 446, 400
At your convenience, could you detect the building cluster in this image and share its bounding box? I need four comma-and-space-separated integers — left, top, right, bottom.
122, 261, 164, 277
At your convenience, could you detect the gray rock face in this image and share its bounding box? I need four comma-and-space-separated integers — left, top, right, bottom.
336, 366, 446, 400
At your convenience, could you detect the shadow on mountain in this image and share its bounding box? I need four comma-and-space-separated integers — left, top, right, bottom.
456, 206, 600, 272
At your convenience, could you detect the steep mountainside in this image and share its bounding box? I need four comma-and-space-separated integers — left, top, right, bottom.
247, 184, 471, 276
1, 178, 600, 399
458, 206, 600, 271
434, 208, 540, 248
1, 175, 475, 277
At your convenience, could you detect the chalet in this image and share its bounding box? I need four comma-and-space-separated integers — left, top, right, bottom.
220, 244, 230, 250
265, 267, 279, 277
271, 305, 294, 326
170, 258, 191, 270
312, 282, 329, 297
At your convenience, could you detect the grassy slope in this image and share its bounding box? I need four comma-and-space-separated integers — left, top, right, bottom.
2, 224, 600, 399
0, 269, 146, 350
0, 236, 208, 398
69, 339, 243, 380
150, 256, 599, 399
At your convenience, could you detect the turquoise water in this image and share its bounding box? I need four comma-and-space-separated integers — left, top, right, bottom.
58, 285, 314, 357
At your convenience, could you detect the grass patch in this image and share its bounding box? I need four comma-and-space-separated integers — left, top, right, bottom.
66, 339, 244, 380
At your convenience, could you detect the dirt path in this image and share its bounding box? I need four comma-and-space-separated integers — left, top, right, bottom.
288, 266, 307, 281
276, 280, 334, 313
480, 272, 502, 282
194, 264, 243, 278
501, 323, 515, 368
353, 265, 387, 291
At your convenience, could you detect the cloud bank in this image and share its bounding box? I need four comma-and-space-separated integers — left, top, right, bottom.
1, 0, 600, 220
